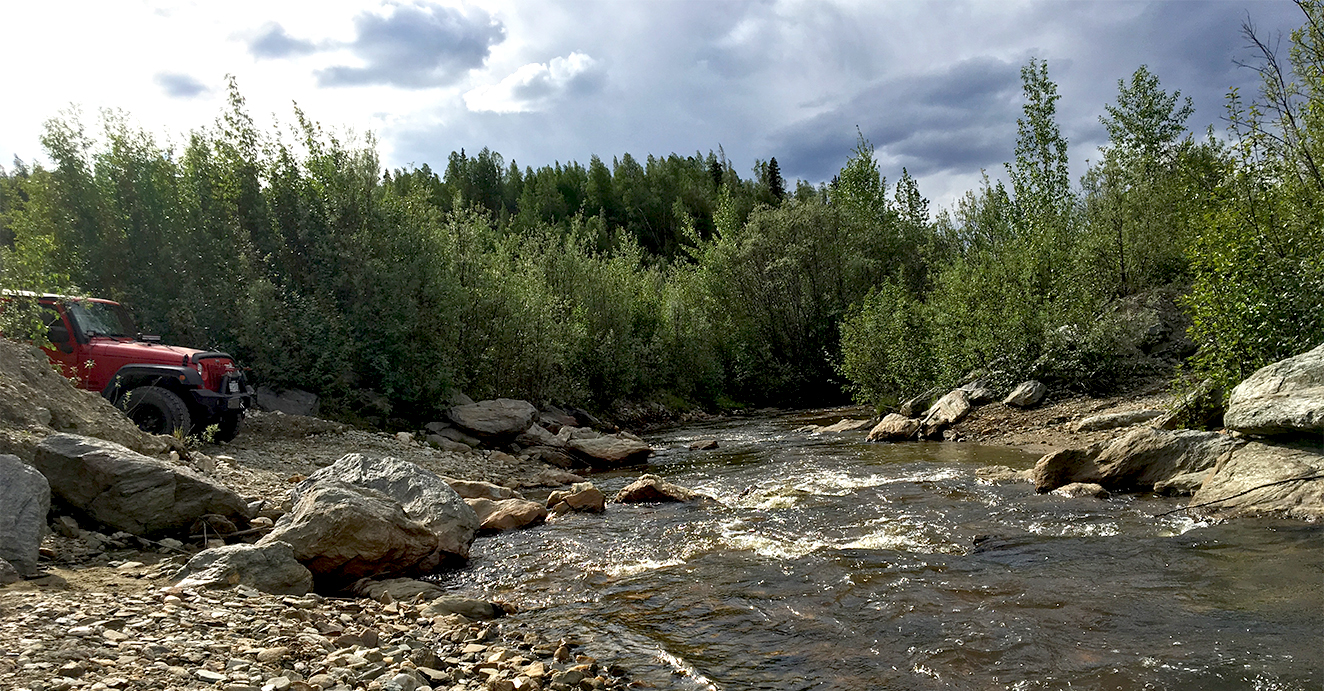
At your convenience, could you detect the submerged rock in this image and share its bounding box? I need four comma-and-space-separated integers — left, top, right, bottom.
614, 474, 707, 504
1051, 482, 1110, 499
547, 483, 606, 514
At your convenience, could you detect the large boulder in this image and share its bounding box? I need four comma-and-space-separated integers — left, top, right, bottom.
1003, 380, 1047, 408
447, 399, 539, 438
566, 434, 653, 467
298, 454, 477, 559
258, 481, 444, 590
172, 541, 314, 595
959, 379, 999, 404
1224, 344, 1324, 437
920, 390, 972, 438
465, 498, 548, 532
1189, 442, 1324, 519
31, 434, 249, 537
865, 414, 921, 442
1033, 428, 1243, 494
614, 474, 707, 504
547, 483, 606, 514
817, 418, 874, 433
0, 454, 50, 577
898, 388, 940, 418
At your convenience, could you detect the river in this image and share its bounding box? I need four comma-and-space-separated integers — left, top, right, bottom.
436, 410, 1323, 690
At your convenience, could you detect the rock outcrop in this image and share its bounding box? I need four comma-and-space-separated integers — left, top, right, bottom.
1189, 442, 1324, 519
447, 399, 539, 439
0, 454, 50, 577
298, 454, 478, 559
1224, 343, 1324, 437
866, 414, 920, 442
173, 541, 314, 595
258, 481, 446, 590
31, 433, 249, 537
1033, 428, 1242, 494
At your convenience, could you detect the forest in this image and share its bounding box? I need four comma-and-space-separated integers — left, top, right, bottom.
0, 3, 1321, 427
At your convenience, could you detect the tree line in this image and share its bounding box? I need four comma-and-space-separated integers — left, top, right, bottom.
1, 2, 1320, 426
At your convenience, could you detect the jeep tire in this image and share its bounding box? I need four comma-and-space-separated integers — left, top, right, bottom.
214, 410, 243, 443
121, 385, 192, 437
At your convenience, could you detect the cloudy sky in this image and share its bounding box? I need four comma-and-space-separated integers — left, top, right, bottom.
2, 0, 1306, 208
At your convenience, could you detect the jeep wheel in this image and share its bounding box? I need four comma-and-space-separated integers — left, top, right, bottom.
121, 386, 192, 437
213, 411, 243, 443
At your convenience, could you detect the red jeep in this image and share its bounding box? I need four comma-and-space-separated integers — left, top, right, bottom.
32, 294, 253, 441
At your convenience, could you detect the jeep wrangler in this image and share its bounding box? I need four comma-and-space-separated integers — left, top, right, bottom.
31, 294, 254, 441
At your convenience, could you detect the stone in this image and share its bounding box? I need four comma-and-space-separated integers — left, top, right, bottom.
975, 465, 1033, 483
614, 474, 705, 504
1051, 482, 1110, 499
1032, 447, 1105, 494
465, 498, 548, 532
522, 445, 587, 470
255, 647, 290, 664
817, 418, 874, 433
0, 454, 50, 577
254, 387, 320, 417
258, 481, 445, 589
565, 435, 653, 467
173, 542, 314, 595
898, 388, 940, 418
447, 399, 539, 439
1003, 380, 1047, 408
0, 557, 19, 585
865, 414, 920, 442
1224, 343, 1324, 437
516, 424, 563, 449
424, 435, 471, 453
920, 390, 972, 438
546, 483, 606, 513
446, 479, 519, 501
31, 433, 249, 537
351, 576, 444, 602
1190, 441, 1324, 519
1153, 470, 1214, 496
959, 379, 999, 404
1072, 409, 1164, 432
420, 597, 506, 620
687, 439, 719, 450
52, 514, 79, 538
298, 454, 478, 559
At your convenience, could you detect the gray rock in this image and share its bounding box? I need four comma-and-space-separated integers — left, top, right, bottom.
898, 388, 940, 418
446, 479, 519, 501
614, 474, 707, 504
920, 390, 972, 438
866, 414, 920, 442
817, 418, 874, 433
516, 423, 564, 449
1033, 447, 1104, 493
547, 483, 606, 513
298, 454, 478, 559
1003, 380, 1047, 408
1153, 470, 1213, 496
173, 542, 314, 595
0, 557, 19, 585
959, 379, 999, 404
424, 434, 471, 453
566, 434, 653, 467
1072, 409, 1164, 432
688, 439, 719, 450
254, 387, 320, 417
258, 481, 444, 589
523, 445, 587, 469
465, 498, 548, 532
447, 399, 539, 438
1155, 379, 1225, 430
975, 465, 1033, 483
1225, 343, 1324, 437
0, 454, 50, 577
1190, 442, 1324, 519
31, 434, 249, 537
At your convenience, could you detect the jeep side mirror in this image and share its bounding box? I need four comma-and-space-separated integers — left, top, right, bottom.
48, 324, 73, 353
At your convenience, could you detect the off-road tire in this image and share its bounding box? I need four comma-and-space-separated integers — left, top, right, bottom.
213, 410, 243, 443
121, 385, 192, 437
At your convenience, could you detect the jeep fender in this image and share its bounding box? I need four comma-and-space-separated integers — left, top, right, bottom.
102, 364, 204, 404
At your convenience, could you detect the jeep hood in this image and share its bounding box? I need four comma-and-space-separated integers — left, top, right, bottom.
87, 337, 211, 366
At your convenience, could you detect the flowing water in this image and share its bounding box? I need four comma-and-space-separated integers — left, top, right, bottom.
436, 411, 1324, 690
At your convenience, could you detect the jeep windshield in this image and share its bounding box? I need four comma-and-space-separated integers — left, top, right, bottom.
66, 300, 136, 339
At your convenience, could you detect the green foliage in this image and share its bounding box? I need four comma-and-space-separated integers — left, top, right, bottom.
838, 279, 937, 409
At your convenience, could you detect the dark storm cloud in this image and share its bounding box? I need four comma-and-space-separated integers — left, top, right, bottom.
248, 22, 318, 59
316, 3, 505, 88
772, 57, 1022, 181
154, 72, 209, 99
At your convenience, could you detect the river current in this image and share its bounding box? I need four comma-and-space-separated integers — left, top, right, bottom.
436, 410, 1323, 690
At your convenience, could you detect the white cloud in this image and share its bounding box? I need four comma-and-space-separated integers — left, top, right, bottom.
463, 52, 601, 113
